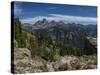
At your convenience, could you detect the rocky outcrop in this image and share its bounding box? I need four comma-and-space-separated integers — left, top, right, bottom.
53, 55, 97, 71
12, 48, 50, 73
13, 48, 33, 73
12, 48, 97, 74
84, 37, 97, 54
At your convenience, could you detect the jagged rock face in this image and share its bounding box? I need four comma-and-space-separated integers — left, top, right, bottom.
32, 19, 85, 48
32, 19, 65, 30
32, 19, 49, 30
30, 19, 97, 48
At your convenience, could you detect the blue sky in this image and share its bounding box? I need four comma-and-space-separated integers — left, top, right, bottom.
12, 1, 97, 25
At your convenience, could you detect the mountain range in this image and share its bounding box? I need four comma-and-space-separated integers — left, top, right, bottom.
22, 18, 97, 48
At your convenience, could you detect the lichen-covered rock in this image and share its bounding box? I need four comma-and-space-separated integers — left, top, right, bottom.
13, 48, 33, 73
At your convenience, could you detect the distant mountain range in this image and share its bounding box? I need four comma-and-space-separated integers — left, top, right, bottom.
22, 18, 97, 48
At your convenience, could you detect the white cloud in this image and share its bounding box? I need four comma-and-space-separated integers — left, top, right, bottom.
50, 14, 97, 25
21, 14, 97, 25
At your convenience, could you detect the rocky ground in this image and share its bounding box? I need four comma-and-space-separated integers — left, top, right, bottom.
12, 48, 97, 74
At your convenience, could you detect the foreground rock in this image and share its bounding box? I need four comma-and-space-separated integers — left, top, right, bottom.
53, 55, 97, 71
13, 48, 47, 73
13, 48, 33, 73
13, 48, 97, 74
